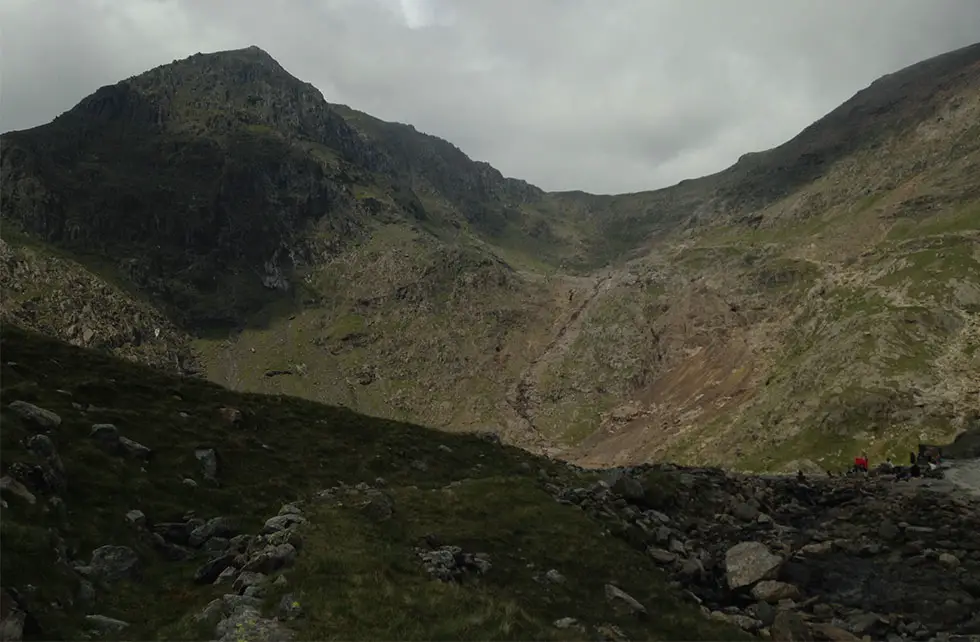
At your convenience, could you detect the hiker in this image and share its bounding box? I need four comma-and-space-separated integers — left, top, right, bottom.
853, 453, 869, 473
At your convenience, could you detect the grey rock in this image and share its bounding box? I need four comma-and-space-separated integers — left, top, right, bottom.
189, 516, 240, 547
83, 545, 142, 584
125, 510, 146, 527
725, 541, 783, 590
216, 610, 293, 642
242, 543, 298, 574
278, 503, 303, 516
733, 502, 760, 522
361, 492, 395, 522
195, 448, 219, 481
8, 401, 61, 428
213, 566, 239, 586
84, 614, 130, 633
194, 554, 237, 584
751, 580, 802, 603
277, 594, 304, 621
544, 569, 566, 584
604, 583, 647, 616
262, 513, 306, 534
203, 537, 231, 555
771, 610, 813, 641
0, 475, 36, 505
232, 571, 266, 595
879, 519, 900, 541
89, 424, 120, 450
118, 436, 152, 459
647, 547, 678, 564
266, 528, 303, 551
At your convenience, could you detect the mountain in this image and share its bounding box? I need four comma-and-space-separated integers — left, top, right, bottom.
2, 43, 980, 472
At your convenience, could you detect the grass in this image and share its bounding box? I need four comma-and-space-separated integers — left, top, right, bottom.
0, 325, 746, 641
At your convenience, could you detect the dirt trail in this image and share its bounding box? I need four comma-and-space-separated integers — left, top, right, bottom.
503, 269, 619, 452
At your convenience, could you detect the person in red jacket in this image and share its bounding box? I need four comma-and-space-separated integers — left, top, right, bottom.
853, 453, 869, 472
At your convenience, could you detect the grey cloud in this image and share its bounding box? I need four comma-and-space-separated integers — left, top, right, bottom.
2, 0, 979, 194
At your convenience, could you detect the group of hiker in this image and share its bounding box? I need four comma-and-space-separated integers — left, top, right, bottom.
848, 445, 944, 480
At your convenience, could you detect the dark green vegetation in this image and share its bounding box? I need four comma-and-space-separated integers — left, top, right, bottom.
0, 325, 747, 641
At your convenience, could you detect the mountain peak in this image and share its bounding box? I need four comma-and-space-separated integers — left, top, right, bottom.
194, 44, 283, 68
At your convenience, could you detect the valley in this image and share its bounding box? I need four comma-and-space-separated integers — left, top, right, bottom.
2, 43, 979, 474
3, 38, 980, 642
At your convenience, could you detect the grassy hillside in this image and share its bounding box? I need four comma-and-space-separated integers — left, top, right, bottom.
0, 325, 746, 641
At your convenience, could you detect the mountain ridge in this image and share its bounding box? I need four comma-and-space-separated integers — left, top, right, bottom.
2, 41, 979, 472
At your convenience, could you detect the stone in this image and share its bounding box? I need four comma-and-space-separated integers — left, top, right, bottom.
214, 601, 294, 642
771, 610, 813, 641
262, 514, 306, 534
194, 554, 237, 584
7, 401, 61, 428
604, 584, 647, 617
278, 503, 303, 516
361, 492, 395, 522
189, 516, 240, 547
733, 502, 760, 522
878, 519, 900, 541
725, 541, 784, 590
752, 581, 802, 603
118, 436, 152, 459
218, 406, 242, 425
277, 594, 304, 621
0, 476, 36, 505
195, 448, 219, 481
554, 617, 578, 629
82, 545, 142, 584
125, 510, 146, 527
809, 623, 863, 641
232, 571, 266, 595
89, 424, 120, 450
242, 543, 297, 574
647, 547, 678, 564
611, 475, 646, 503
83, 614, 129, 633
213, 567, 239, 586
544, 569, 565, 584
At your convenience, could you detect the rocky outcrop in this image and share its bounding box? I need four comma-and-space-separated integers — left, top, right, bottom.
545, 462, 980, 641
0, 239, 196, 373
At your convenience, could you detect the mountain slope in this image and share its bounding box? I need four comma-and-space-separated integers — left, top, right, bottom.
0, 325, 754, 641
2, 43, 979, 472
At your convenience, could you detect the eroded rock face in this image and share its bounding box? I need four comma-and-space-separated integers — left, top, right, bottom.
546, 462, 980, 640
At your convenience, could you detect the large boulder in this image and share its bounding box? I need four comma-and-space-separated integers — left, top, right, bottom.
725, 541, 783, 590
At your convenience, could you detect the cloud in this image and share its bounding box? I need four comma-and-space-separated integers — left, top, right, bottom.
2, 0, 979, 193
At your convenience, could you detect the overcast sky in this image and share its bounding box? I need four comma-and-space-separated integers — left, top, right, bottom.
2, 0, 980, 194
